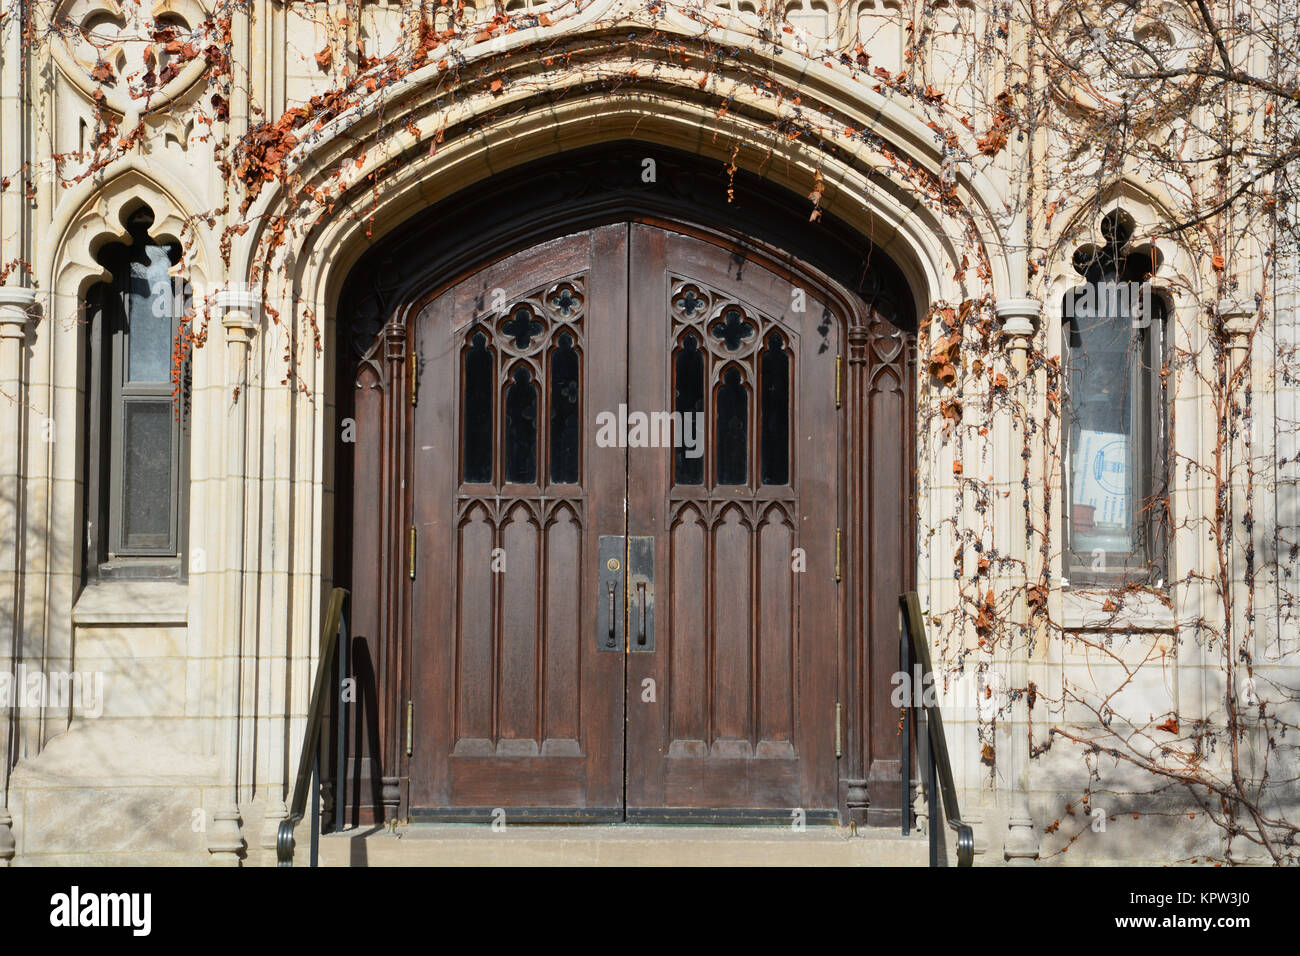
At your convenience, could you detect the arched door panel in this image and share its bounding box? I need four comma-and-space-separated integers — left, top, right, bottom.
409, 226, 628, 814
624, 225, 841, 818
391, 220, 889, 822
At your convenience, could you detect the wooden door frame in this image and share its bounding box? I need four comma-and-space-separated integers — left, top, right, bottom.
332, 143, 917, 827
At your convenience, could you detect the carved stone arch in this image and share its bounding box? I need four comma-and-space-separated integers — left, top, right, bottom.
236, 9, 1021, 321
1044, 177, 1202, 310
331, 144, 918, 375
322, 136, 923, 827
52, 166, 209, 311
1042, 177, 1195, 626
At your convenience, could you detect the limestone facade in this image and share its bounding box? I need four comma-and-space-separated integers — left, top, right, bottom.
0, 0, 1296, 865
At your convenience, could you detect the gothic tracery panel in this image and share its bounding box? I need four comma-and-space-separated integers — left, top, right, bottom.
452, 275, 588, 757
662, 275, 801, 764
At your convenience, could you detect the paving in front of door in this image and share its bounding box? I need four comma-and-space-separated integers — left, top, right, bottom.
317, 825, 932, 866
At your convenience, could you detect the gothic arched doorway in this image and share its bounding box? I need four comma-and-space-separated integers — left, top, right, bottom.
334, 144, 916, 826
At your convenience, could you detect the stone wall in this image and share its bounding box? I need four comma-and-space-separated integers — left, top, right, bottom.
0, 0, 1294, 864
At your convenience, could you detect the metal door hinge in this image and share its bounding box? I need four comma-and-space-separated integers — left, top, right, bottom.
834, 354, 842, 408
406, 699, 413, 756
410, 353, 418, 406
834, 528, 842, 582
409, 525, 417, 580
835, 702, 843, 758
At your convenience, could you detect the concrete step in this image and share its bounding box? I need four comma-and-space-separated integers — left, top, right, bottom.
316, 824, 930, 866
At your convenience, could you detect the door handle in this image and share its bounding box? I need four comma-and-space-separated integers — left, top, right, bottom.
628, 536, 654, 653
597, 536, 623, 652
636, 581, 647, 647
608, 581, 617, 643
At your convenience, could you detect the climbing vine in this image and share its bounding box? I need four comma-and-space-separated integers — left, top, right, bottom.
3, 0, 1298, 863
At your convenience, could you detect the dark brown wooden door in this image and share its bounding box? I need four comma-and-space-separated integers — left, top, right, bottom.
409, 226, 629, 816
625, 225, 841, 818
408, 223, 841, 819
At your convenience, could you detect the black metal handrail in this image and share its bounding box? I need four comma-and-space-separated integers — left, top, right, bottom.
899, 591, 974, 867
277, 587, 349, 867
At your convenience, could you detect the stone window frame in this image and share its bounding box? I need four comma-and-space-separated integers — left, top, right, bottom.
1059, 208, 1171, 592
83, 203, 192, 582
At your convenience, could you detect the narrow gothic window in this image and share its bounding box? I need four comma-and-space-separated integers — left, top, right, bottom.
549, 332, 580, 483
715, 366, 748, 486
759, 333, 790, 485
462, 330, 493, 483
674, 334, 704, 485
85, 206, 191, 578
1062, 210, 1167, 586
505, 365, 538, 483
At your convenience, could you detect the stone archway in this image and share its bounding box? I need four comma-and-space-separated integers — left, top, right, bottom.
329, 142, 919, 826
203, 13, 1029, 851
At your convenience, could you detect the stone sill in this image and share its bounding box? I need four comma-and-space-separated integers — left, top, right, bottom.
1062, 588, 1175, 631
72, 580, 189, 626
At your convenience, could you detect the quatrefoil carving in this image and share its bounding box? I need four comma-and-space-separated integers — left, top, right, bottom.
547, 283, 582, 318
674, 286, 708, 318
53, 0, 210, 116
710, 307, 756, 351
502, 306, 544, 350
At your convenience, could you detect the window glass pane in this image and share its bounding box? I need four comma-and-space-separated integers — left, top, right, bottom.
716, 367, 748, 485
549, 333, 580, 483
759, 333, 789, 485
1067, 282, 1140, 571
462, 331, 493, 483
674, 334, 704, 485
505, 366, 538, 483
126, 244, 175, 383
122, 400, 173, 548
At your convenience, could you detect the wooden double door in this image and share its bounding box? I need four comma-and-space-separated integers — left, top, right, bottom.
408, 222, 842, 821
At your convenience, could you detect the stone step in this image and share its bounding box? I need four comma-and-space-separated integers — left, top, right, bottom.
316, 824, 931, 866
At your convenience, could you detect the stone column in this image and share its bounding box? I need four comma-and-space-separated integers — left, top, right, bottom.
207, 287, 261, 866
0, 288, 37, 865
1218, 294, 1260, 856
995, 297, 1041, 864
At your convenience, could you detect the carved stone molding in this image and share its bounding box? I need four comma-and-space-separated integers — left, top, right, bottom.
205, 807, 244, 866
216, 285, 263, 344
1217, 296, 1256, 375
51, 0, 211, 118
0, 287, 38, 628
54, 169, 206, 311
0, 287, 39, 340
1046, 1, 1206, 116
995, 297, 1040, 376
0, 289, 35, 865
